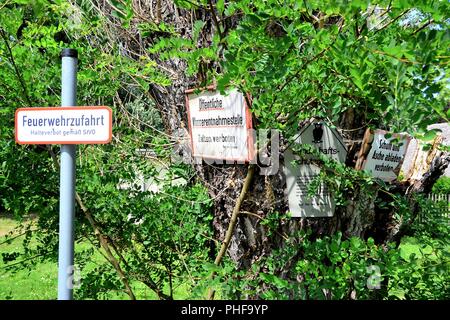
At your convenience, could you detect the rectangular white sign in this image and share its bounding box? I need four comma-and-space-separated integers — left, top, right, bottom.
186, 88, 253, 162
362, 129, 410, 182
15, 106, 112, 144
285, 149, 336, 218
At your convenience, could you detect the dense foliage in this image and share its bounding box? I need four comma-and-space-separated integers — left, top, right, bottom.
0, 0, 449, 300
432, 176, 450, 194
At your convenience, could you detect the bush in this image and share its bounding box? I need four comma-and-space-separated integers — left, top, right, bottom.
202, 230, 449, 300
432, 176, 450, 194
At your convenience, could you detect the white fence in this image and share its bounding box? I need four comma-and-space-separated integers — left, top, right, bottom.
421, 194, 450, 223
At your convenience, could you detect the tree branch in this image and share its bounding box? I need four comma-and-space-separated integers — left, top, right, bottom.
0, 27, 32, 106
373, 9, 411, 34
0, 253, 48, 270
208, 0, 223, 41
0, 229, 38, 246
269, 19, 344, 116
207, 164, 255, 300
74, 192, 136, 300
411, 18, 434, 36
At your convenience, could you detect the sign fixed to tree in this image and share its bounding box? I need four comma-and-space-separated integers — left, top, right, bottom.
284, 121, 347, 218
357, 129, 411, 182
186, 87, 254, 162
15, 106, 112, 144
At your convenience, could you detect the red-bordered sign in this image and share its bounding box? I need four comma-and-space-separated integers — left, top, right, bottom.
185, 87, 254, 162
15, 106, 112, 145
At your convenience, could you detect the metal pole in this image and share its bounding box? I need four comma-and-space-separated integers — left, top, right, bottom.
58, 48, 77, 300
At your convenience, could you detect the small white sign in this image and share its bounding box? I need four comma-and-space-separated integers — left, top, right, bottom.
284, 121, 347, 218
186, 88, 253, 162
15, 106, 112, 144
362, 129, 410, 182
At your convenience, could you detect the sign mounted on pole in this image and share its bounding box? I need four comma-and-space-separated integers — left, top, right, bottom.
14, 48, 113, 300
284, 121, 347, 218
186, 87, 254, 162
15, 106, 112, 145
357, 129, 411, 182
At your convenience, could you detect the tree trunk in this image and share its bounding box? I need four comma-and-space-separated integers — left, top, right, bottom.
92, 0, 450, 292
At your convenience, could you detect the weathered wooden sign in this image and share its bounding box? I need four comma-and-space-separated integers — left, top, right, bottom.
401, 123, 449, 181
357, 129, 411, 182
284, 121, 347, 218
186, 88, 254, 162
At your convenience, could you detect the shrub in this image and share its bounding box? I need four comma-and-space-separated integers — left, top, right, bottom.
432, 176, 450, 194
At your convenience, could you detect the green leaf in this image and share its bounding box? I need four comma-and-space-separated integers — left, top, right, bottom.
383, 45, 404, 58
217, 0, 224, 14
202, 262, 220, 273
350, 68, 364, 90
422, 129, 441, 142
389, 288, 406, 300
192, 20, 205, 42
330, 242, 339, 252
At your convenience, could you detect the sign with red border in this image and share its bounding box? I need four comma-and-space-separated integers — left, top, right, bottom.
185, 87, 254, 162
15, 106, 112, 145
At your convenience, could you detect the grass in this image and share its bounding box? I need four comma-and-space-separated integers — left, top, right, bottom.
0, 216, 19, 237
0, 215, 191, 300
3, 215, 446, 300
0, 215, 58, 299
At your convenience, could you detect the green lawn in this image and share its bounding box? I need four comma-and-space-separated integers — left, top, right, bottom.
3, 215, 446, 300
0, 216, 20, 237
0, 215, 57, 299
0, 216, 190, 300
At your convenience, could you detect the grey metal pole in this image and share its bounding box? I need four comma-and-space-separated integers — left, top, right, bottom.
58, 48, 77, 300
